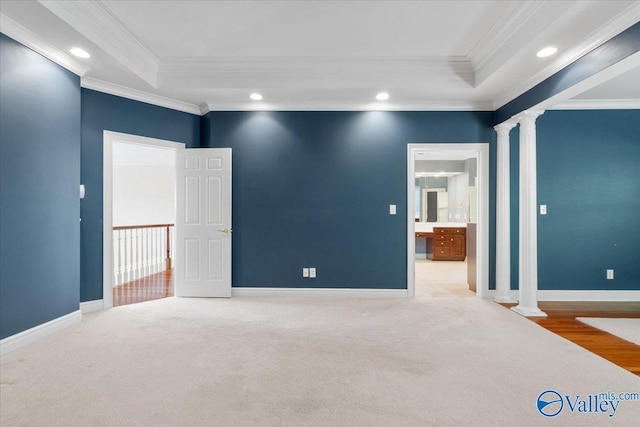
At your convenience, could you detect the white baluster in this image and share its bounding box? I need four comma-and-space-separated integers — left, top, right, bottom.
126, 229, 131, 283
119, 230, 125, 285
132, 228, 137, 280
113, 230, 119, 286
136, 228, 141, 279
154, 227, 159, 273
143, 228, 148, 277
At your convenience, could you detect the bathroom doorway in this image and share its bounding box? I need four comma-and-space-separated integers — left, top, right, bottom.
407, 144, 489, 299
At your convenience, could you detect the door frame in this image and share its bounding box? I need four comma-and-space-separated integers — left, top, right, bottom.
407, 143, 489, 299
102, 131, 185, 309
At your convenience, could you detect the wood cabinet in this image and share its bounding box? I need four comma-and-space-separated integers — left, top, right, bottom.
432, 227, 466, 261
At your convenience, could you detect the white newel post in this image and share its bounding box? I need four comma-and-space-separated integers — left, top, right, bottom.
512, 110, 546, 317
495, 123, 517, 303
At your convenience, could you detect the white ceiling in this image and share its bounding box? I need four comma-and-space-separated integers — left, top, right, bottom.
1, 0, 639, 114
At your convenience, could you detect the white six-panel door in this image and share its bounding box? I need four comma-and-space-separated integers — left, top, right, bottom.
175, 148, 232, 297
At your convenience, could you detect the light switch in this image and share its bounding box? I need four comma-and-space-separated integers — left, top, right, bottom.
540, 205, 547, 215
389, 204, 396, 215
309, 268, 316, 278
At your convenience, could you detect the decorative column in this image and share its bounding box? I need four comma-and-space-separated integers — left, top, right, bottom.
494, 122, 517, 303
512, 110, 546, 317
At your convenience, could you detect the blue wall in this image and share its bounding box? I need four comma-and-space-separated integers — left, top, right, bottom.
0, 34, 81, 339
535, 110, 640, 290
202, 111, 496, 289
80, 89, 200, 301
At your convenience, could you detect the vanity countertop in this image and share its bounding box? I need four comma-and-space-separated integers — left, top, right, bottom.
415, 222, 468, 233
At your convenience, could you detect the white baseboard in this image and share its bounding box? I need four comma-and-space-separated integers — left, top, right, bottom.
0, 310, 82, 356
485, 289, 640, 302
80, 299, 104, 314
231, 287, 408, 298
415, 253, 427, 260
538, 290, 640, 301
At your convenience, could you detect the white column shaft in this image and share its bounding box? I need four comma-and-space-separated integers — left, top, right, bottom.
513, 110, 546, 317
495, 123, 515, 302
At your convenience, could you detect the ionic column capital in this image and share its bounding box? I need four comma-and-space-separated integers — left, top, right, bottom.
516, 109, 545, 127
494, 122, 517, 135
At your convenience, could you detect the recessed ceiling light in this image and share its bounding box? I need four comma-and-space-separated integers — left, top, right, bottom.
69, 47, 90, 59
250, 93, 263, 101
536, 46, 558, 58
376, 92, 389, 101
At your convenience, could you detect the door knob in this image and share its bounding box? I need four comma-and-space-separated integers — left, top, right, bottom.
217, 227, 231, 234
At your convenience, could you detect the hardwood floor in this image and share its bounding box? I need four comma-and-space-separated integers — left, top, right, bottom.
501, 302, 640, 377
113, 269, 174, 307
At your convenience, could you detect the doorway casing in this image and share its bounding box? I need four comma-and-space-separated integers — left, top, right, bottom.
102, 131, 185, 309
407, 143, 489, 299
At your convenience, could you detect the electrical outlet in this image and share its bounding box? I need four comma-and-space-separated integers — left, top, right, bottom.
606, 269, 614, 280
540, 205, 547, 215
309, 268, 316, 278
389, 204, 396, 215
303, 268, 309, 278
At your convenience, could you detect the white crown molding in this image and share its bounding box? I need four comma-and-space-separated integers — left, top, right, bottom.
158, 56, 475, 89
81, 77, 200, 115
38, 0, 159, 87
231, 287, 408, 299
203, 99, 493, 112
0, 13, 90, 76
548, 98, 640, 110
0, 310, 82, 356
198, 102, 211, 116
468, 0, 547, 86
493, 1, 640, 109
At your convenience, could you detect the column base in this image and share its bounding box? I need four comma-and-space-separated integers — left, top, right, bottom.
494, 296, 518, 303
511, 304, 547, 317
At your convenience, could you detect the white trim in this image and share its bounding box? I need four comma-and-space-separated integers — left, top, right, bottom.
0, 13, 90, 76
0, 310, 82, 356
80, 300, 104, 314
407, 143, 489, 300
511, 305, 547, 318
470, 1, 547, 86
531, 51, 640, 113
231, 287, 408, 299
487, 290, 640, 302
492, 2, 640, 109
548, 99, 640, 110
39, 0, 159, 87
539, 290, 640, 302
82, 77, 200, 115
202, 100, 494, 112
103, 131, 185, 309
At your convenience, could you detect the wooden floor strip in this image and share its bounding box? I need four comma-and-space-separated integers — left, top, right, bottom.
113, 269, 174, 307
501, 302, 640, 377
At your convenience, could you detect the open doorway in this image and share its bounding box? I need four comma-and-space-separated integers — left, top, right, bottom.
407, 144, 489, 299
103, 131, 185, 309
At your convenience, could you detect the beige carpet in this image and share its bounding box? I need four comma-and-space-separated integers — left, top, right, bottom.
415, 259, 475, 297
2, 296, 640, 426
577, 317, 640, 346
